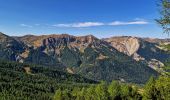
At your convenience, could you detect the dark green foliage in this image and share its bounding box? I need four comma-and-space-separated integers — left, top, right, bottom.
53, 89, 63, 100
156, 0, 170, 34
162, 44, 170, 52
25, 49, 59, 67
83, 47, 99, 64
53, 81, 142, 100
164, 61, 170, 74
0, 33, 160, 84
0, 59, 169, 100
60, 47, 81, 67
95, 81, 109, 100
0, 59, 96, 100
137, 40, 170, 62
108, 81, 121, 99
143, 77, 157, 100
160, 44, 170, 73
78, 45, 158, 84
85, 85, 96, 100
53, 76, 170, 100
143, 76, 170, 100
155, 76, 170, 99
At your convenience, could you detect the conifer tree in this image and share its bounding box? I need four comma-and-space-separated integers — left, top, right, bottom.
156, 0, 170, 34
53, 89, 62, 100
108, 81, 121, 100
143, 77, 157, 100
95, 81, 109, 100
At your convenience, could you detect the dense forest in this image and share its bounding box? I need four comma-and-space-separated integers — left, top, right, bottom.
53, 76, 170, 100
0, 59, 169, 100
0, 59, 96, 100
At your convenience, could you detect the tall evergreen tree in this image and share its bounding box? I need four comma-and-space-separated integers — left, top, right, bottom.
121, 84, 131, 100
95, 81, 109, 100
85, 85, 97, 100
108, 81, 121, 100
143, 77, 157, 100
156, 0, 170, 34
53, 89, 63, 100
155, 76, 170, 100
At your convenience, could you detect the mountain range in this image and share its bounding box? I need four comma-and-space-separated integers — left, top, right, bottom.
0, 32, 170, 84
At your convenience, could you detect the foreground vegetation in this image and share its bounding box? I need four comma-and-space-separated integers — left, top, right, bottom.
0, 59, 169, 100
0, 59, 96, 100
160, 44, 170, 74
53, 76, 170, 100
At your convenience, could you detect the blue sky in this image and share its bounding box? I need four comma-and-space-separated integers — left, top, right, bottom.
0, 0, 168, 38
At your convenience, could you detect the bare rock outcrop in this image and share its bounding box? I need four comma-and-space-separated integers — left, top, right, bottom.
148, 59, 165, 72
105, 36, 140, 56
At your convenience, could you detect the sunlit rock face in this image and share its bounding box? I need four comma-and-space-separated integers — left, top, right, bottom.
104, 36, 140, 56
103, 36, 170, 72
1, 32, 170, 83
18, 34, 100, 49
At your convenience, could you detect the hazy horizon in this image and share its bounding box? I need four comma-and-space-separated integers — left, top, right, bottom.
1, 32, 169, 39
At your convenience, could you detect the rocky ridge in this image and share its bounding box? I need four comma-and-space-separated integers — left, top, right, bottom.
0, 32, 168, 83
104, 36, 170, 71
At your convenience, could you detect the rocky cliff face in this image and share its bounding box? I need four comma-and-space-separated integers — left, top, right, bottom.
2, 32, 169, 83
104, 36, 140, 56
104, 36, 170, 71
17, 34, 102, 60
17, 34, 99, 48
0, 32, 26, 61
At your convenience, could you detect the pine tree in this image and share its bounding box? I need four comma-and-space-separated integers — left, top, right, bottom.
108, 81, 121, 100
72, 87, 81, 99
156, 0, 170, 34
155, 76, 170, 100
76, 87, 86, 100
143, 77, 157, 100
53, 89, 63, 100
85, 85, 97, 100
62, 89, 70, 100
121, 84, 131, 99
95, 81, 109, 100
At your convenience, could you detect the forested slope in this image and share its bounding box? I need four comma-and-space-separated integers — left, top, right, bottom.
0, 59, 96, 100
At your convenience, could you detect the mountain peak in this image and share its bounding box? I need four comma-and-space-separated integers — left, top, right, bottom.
40, 34, 74, 38
77, 34, 99, 43
0, 32, 8, 37
0, 32, 14, 43
0, 32, 4, 35
85, 34, 98, 40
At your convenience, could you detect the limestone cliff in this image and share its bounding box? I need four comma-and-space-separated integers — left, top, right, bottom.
104, 36, 140, 56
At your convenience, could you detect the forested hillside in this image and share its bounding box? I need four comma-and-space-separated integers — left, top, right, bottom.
0, 59, 169, 100
0, 59, 96, 100
0, 32, 161, 84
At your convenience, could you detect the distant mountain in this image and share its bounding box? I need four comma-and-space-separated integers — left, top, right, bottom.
1, 32, 168, 84
104, 36, 170, 72
0, 32, 26, 61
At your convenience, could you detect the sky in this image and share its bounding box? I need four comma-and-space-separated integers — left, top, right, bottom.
0, 0, 168, 38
